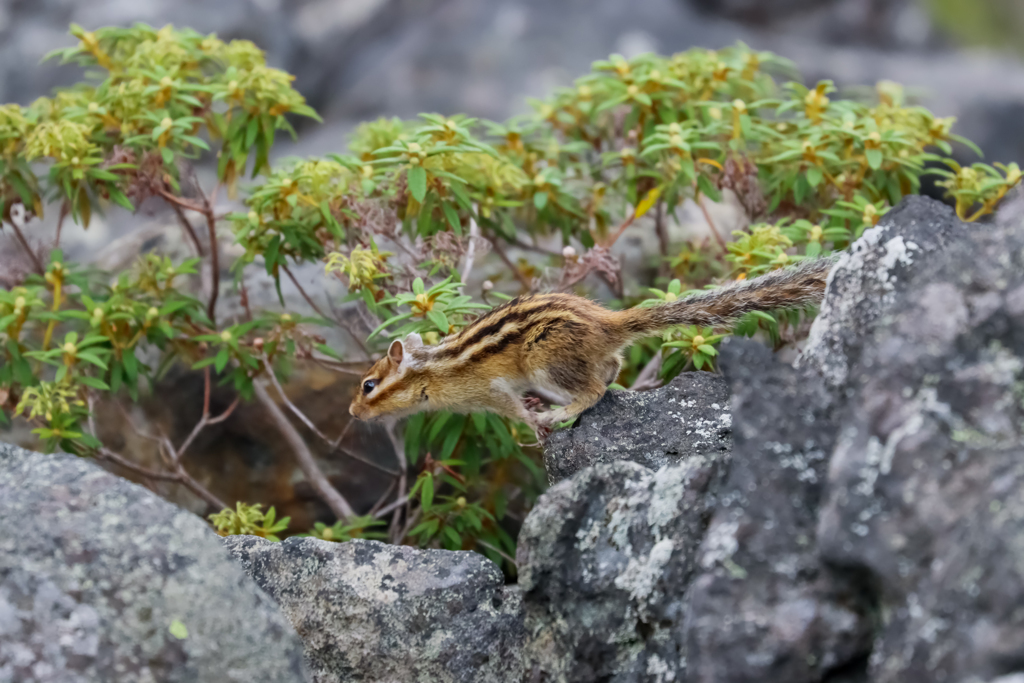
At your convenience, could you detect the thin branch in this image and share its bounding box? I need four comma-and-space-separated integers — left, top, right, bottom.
4, 216, 44, 275
54, 201, 69, 248
169, 202, 205, 257
261, 356, 330, 441
654, 200, 671, 279
253, 379, 356, 520
368, 479, 397, 517
630, 352, 664, 392
602, 209, 637, 249
697, 194, 728, 251
374, 492, 410, 519
490, 238, 532, 291
156, 188, 205, 213
460, 217, 479, 284
198, 189, 221, 324
475, 538, 517, 567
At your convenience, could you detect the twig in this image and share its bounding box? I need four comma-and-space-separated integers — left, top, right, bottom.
253, 379, 356, 520
54, 201, 69, 248
602, 209, 637, 249
178, 368, 240, 459
198, 187, 221, 324
156, 189, 205, 213
630, 352, 664, 392
169, 202, 205, 257
374, 492, 411, 519
697, 194, 728, 251
490, 238, 532, 291
384, 419, 410, 544
4, 215, 44, 275
157, 187, 220, 323
261, 356, 330, 441
460, 217, 479, 284
475, 538, 517, 567
654, 200, 671, 279
369, 479, 397, 517
107, 393, 229, 511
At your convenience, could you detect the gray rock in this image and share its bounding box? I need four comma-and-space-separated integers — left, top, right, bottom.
798, 195, 967, 391
223, 535, 525, 683
543, 372, 732, 484
817, 195, 1024, 681
0, 443, 310, 683
517, 455, 728, 683
685, 339, 873, 682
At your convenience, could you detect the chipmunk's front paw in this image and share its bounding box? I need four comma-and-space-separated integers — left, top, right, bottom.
522, 396, 544, 412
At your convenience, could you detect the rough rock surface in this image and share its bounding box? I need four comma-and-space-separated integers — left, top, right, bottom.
0, 443, 310, 683
517, 456, 728, 682
685, 339, 873, 682
544, 372, 731, 483
798, 195, 966, 390
817, 200, 1024, 682
523, 196, 1024, 682
223, 536, 525, 683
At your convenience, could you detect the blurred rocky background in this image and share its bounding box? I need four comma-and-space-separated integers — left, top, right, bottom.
1, 0, 1022, 530
0, 0, 1022, 162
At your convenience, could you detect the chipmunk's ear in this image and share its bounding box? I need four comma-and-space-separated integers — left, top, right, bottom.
388, 339, 405, 365
403, 332, 423, 349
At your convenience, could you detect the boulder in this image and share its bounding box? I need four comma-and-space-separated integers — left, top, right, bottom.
798, 195, 966, 391
684, 339, 873, 683
0, 443, 310, 683
817, 197, 1024, 681
543, 372, 732, 484
517, 457, 728, 682
223, 535, 525, 683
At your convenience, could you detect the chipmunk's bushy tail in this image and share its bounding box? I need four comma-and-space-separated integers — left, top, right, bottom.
617, 256, 837, 337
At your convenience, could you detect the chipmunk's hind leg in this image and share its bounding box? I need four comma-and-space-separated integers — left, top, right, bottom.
536, 376, 608, 428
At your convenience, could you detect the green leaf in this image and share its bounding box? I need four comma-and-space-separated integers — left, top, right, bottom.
533, 191, 548, 211
421, 473, 434, 511
408, 166, 427, 203
442, 202, 462, 235
866, 149, 883, 171
806, 166, 823, 188
427, 309, 449, 333
214, 346, 230, 373
697, 344, 718, 356
168, 619, 189, 640
77, 376, 110, 391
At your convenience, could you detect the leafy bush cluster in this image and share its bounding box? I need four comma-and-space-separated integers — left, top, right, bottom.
1, 25, 1016, 570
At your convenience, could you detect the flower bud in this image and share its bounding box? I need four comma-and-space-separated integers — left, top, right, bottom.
562, 246, 577, 260
482, 280, 494, 291
220, 330, 232, 342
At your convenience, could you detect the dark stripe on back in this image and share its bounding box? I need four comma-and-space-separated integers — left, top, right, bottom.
435, 297, 559, 359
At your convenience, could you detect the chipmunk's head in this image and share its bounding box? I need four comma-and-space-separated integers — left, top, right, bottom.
349, 333, 429, 421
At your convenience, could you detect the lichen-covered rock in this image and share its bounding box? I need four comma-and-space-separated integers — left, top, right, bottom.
543, 372, 732, 483
817, 199, 1024, 682
223, 536, 525, 683
517, 454, 728, 682
798, 195, 966, 390
685, 339, 873, 682
0, 443, 310, 683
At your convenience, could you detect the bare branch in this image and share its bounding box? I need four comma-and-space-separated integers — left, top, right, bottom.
490, 238, 532, 291
253, 379, 356, 520
460, 217, 479, 284
4, 207, 44, 275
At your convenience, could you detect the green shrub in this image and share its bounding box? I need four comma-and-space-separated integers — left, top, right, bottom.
1, 25, 1017, 571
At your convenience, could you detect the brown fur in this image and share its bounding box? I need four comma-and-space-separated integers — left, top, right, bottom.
350, 257, 835, 434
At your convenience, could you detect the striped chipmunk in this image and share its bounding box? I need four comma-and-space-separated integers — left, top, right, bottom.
349, 257, 836, 438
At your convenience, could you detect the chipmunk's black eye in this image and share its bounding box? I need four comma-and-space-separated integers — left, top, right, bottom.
362, 379, 377, 394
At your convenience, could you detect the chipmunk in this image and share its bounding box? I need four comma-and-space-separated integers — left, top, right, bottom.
349, 257, 835, 436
